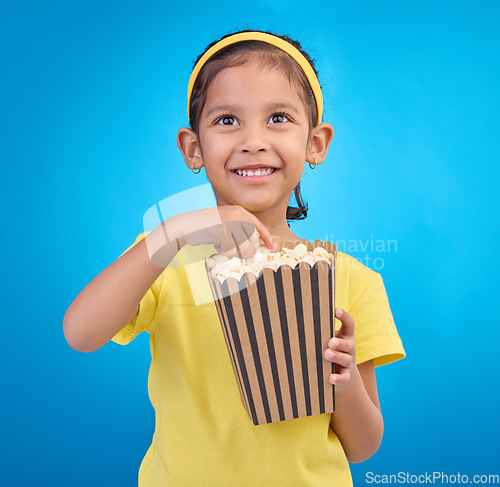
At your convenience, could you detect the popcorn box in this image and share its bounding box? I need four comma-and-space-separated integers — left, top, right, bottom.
205, 239, 337, 425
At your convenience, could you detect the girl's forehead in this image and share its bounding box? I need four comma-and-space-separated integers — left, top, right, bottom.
206, 59, 303, 102
212, 57, 290, 81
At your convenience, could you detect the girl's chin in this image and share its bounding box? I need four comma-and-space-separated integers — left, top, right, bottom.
219, 199, 277, 213
244, 201, 291, 216
214, 189, 290, 213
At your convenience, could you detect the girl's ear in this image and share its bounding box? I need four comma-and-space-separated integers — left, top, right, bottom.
177, 127, 203, 171
307, 122, 334, 166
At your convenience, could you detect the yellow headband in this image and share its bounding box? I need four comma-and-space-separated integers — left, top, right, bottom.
187, 31, 323, 125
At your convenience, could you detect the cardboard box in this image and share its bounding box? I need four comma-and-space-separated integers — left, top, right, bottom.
205, 240, 337, 425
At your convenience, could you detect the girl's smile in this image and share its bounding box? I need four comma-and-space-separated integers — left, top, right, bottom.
231, 166, 279, 181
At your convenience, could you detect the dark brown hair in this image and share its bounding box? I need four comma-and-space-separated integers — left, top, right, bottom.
190, 29, 321, 222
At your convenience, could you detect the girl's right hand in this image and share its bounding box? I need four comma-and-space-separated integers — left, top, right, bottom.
168, 205, 277, 259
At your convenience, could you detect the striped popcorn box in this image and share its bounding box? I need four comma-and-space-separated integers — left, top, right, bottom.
205, 239, 337, 425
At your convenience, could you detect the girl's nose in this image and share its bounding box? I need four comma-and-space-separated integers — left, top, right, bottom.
239, 124, 270, 153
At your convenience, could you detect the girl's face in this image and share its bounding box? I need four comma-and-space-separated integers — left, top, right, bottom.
196, 59, 312, 215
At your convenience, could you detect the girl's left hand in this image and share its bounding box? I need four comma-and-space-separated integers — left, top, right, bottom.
324, 308, 357, 386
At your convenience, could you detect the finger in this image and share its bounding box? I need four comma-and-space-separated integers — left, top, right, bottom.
220, 219, 232, 254
327, 337, 356, 356
248, 215, 277, 251
220, 221, 249, 258
237, 222, 259, 258
324, 349, 353, 370
219, 225, 237, 257
243, 223, 261, 256
335, 308, 355, 338
214, 220, 246, 256
231, 226, 253, 259
329, 367, 350, 385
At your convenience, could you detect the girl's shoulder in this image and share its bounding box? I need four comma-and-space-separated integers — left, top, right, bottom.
335, 250, 379, 280
335, 250, 387, 309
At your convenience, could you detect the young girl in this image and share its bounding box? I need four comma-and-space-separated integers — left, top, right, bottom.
64, 30, 405, 486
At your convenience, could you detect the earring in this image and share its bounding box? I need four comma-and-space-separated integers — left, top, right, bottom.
191, 163, 202, 174
308, 158, 318, 169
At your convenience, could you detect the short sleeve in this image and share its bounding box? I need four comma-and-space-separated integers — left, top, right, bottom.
110, 233, 162, 345
350, 271, 405, 367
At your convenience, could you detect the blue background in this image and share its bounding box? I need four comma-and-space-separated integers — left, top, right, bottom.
1, 0, 499, 485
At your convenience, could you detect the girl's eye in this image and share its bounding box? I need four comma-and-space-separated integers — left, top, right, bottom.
216, 116, 239, 126
268, 113, 290, 124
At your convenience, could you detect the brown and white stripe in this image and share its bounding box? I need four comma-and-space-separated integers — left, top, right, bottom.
206, 240, 336, 425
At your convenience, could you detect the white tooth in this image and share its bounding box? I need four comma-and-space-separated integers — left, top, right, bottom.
236, 168, 276, 176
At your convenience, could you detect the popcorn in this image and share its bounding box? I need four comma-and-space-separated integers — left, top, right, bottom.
265, 260, 281, 270
226, 257, 245, 272
212, 254, 229, 263
312, 246, 330, 260
209, 243, 334, 282
292, 243, 308, 259
301, 255, 316, 267
207, 254, 228, 271
241, 265, 254, 274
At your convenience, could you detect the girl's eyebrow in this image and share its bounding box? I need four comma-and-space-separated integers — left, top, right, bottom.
205, 105, 241, 117
205, 102, 300, 117
266, 102, 300, 113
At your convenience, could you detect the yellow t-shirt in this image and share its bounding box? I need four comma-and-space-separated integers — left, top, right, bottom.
111, 234, 405, 487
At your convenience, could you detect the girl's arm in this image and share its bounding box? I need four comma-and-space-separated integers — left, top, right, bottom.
63, 226, 176, 353
64, 206, 276, 353
326, 309, 384, 463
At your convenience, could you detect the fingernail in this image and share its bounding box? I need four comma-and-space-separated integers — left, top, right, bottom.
329, 339, 339, 348
336, 308, 343, 317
